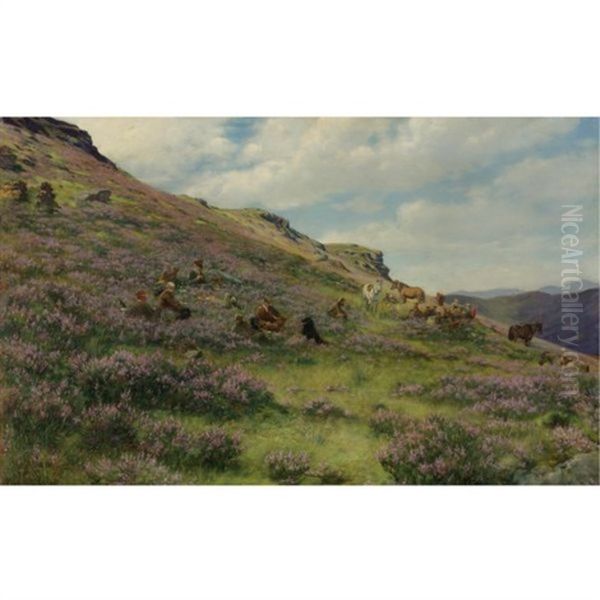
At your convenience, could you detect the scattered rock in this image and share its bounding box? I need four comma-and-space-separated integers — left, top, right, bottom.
84, 189, 112, 203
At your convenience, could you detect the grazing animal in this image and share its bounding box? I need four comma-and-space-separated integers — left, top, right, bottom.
391, 280, 425, 304
508, 322, 543, 346
409, 303, 436, 319
435, 292, 445, 306
254, 298, 286, 332
122, 290, 157, 320
301, 316, 327, 345
188, 258, 206, 285
327, 297, 348, 319
362, 280, 383, 308
158, 282, 191, 320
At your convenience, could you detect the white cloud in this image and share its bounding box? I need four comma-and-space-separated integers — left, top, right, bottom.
323, 147, 598, 291
72, 117, 578, 208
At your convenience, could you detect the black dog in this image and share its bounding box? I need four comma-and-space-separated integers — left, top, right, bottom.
301, 316, 327, 345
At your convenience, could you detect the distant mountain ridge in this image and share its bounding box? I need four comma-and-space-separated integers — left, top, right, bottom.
447, 288, 599, 356
450, 279, 599, 299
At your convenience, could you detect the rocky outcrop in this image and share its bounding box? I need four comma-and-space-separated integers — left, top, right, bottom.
1, 118, 116, 168
325, 243, 391, 280
84, 189, 112, 203
260, 210, 327, 249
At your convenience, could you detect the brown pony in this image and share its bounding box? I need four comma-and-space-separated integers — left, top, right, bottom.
391, 280, 425, 304
508, 322, 543, 346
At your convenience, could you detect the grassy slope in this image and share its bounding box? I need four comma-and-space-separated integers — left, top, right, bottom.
0, 120, 598, 484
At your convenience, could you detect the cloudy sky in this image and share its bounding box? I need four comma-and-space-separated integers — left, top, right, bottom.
72, 118, 598, 292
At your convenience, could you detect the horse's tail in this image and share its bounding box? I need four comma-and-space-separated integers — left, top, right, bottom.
508, 326, 516, 341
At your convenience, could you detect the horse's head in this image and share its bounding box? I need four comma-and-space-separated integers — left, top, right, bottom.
534, 321, 543, 333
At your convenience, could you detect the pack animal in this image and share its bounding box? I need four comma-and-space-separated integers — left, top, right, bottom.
508, 322, 543, 346
362, 280, 383, 308
391, 280, 425, 304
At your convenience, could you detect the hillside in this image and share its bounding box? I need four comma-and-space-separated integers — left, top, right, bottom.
447, 289, 599, 356
0, 118, 598, 485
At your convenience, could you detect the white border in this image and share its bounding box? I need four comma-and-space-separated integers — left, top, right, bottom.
1, 1, 599, 599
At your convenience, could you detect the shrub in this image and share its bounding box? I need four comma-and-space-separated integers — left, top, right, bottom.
138, 419, 242, 470
194, 427, 242, 470
309, 462, 347, 485
77, 351, 179, 408
184, 363, 273, 418
546, 427, 595, 464
369, 409, 407, 436
377, 416, 505, 484
302, 398, 348, 419
84, 454, 181, 484
542, 410, 575, 429
5, 383, 75, 443
433, 374, 565, 418
1, 437, 64, 485
79, 402, 139, 451
265, 450, 310, 485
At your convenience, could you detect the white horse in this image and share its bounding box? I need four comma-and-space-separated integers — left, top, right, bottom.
362, 280, 383, 308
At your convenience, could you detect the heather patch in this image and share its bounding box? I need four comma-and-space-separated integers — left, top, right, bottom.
265, 450, 311, 485
377, 416, 508, 484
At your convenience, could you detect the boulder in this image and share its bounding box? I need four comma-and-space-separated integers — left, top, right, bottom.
84, 189, 112, 203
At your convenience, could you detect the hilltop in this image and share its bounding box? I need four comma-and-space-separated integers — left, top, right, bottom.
0, 118, 597, 485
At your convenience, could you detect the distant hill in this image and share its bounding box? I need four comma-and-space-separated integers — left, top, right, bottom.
450, 279, 599, 299
538, 280, 599, 295
449, 287, 524, 299
447, 289, 599, 356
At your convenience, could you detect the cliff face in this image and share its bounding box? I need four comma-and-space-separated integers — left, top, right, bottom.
1, 117, 116, 167
325, 243, 391, 280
